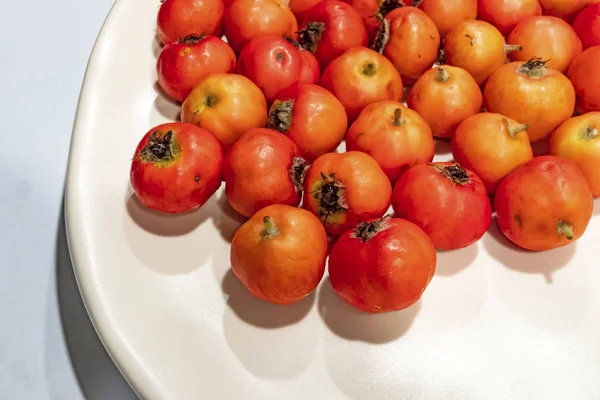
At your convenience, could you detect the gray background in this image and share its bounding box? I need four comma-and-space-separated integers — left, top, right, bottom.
0, 0, 137, 398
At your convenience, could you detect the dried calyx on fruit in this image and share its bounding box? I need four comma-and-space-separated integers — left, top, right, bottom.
139, 130, 181, 165
432, 164, 471, 185
581, 125, 599, 140
290, 157, 308, 193
518, 57, 550, 79
268, 100, 294, 133
283, 36, 302, 49
297, 22, 325, 54
312, 172, 348, 223
375, 0, 404, 22
179, 34, 205, 45
351, 215, 392, 242
371, 19, 390, 54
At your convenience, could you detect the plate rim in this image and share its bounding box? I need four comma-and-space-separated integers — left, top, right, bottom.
64, 0, 152, 398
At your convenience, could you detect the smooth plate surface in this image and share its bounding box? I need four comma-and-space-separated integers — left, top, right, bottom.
66, 0, 600, 398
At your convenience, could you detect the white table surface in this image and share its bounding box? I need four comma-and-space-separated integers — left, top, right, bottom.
0, 1, 138, 398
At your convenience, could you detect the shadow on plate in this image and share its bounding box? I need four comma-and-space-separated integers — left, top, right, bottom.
125, 193, 215, 275
318, 278, 421, 344
152, 34, 161, 59
126, 194, 209, 236
594, 198, 600, 216
221, 269, 319, 379
152, 82, 181, 122
55, 205, 138, 400
211, 191, 246, 244
435, 243, 479, 277
482, 220, 575, 283
221, 269, 315, 328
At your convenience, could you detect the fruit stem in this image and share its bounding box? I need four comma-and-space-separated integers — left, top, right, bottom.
504, 44, 523, 53
363, 62, 377, 77
392, 108, 405, 126
581, 125, 599, 140
371, 19, 390, 55
262, 216, 280, 239
506, 119, 529, 138
435, 67, 450, 83
517, 57, 549, 79
557, 220, 574, 241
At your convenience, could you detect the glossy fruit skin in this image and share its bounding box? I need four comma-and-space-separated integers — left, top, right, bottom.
328, 217, 436, 313
130, 123, 223, 213
223, 128, 304, 218
452, 113, 533, 193
268, 83, 347, 161
477, 0, 542, 36
549, 112, 600, 197
379, 7, 440, 83
320, 47, 403, 122
506, 16, 582, 73
346, 101, 434, 184
157, 0, 224, 44
298, 49, 321, 84
298, 0, 368, 69
483, 61, 575, 142
567, 46, 600, 113
223, 0, 298, 53
417, 0, 478, 37
495, 155, 594, 251
156, 35, 236, 102
303, 151, 392, 236
289, 0, 322, 22
230, 204, 328, 305
181, 73, 268, 151
407, 65, 483, 139
572, 3, 600, 50
237, 36, 304, 103
538, 0, 588, 22
392, 163, 492, 250
444, 20, 510, 85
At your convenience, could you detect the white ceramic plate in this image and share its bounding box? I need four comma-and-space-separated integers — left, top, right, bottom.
66, 0, 600, 398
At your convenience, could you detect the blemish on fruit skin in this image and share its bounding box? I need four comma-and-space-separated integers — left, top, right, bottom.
180, 47, 192, 56
515, 215, 522, 225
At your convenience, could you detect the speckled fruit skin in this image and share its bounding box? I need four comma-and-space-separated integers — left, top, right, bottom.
549, 112, 600, 197
392, 162, 492, 250
130, 122, 224, 214
495, 155, 594, 251
230, 204, 328, 305
346, 101, 434, 184
328, 217, 437, 313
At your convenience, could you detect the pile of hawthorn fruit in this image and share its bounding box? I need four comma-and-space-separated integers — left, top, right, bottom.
130, 0, 600, 313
